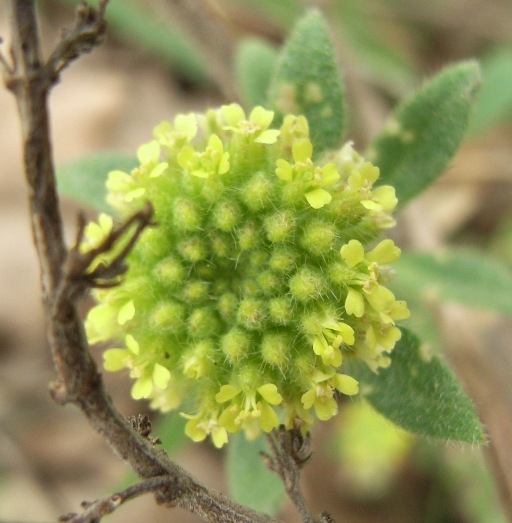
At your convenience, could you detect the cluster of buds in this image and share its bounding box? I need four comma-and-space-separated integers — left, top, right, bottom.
82, 104, 409, 447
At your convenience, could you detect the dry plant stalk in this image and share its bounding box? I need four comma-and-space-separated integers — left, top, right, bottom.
0, 1, 321, 521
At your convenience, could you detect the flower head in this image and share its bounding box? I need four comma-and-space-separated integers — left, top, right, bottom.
84, 104, 408, 446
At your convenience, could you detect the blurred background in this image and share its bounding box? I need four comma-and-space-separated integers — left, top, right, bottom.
0, 0, 511, 521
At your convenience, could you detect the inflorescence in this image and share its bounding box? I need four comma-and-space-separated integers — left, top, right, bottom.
83, 104, 409, 447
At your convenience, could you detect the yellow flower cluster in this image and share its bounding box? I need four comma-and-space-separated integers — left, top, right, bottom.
82, 104, 409, 446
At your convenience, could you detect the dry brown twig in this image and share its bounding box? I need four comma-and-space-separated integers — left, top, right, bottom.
263, 426, 336, 523
0, 1, 322, 522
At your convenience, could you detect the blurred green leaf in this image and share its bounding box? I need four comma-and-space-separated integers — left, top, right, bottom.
155, 414, 189, 456
268, 10, 345, 154
57, 152, 136, 212
235, 39, 279, 109
333, 400, 414, 499
226, 432, 285, 515
440, 448, 508, 523
334, 0, 415, 96
370, 61, 481, 207
60, 0, 209, 85
468, 47, 512, 134
346, 329, 485, 443
394, 249, 512, 316
386, 283, 442, 354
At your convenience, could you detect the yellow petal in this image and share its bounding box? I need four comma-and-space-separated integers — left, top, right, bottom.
255, 129, 280, 144
211, 426, 228, 448
249, 106, 274, 128
131, 377, 153, 399
221, 103, 245, 126
153, 363, 171, 389
118, 300, 135, 325
275, 159, 293, 181
258, 384, 283, 405
215, 384, 239, 403
137, 140, 160, 164
345, 288, 365, 317
103, 349, 129, 371
334, 374, 359, 396
340, 240, 365, 268
292, 139, 313, 163
305, 188, 332, 209
314, 397, 338, 420
259, 402, 279, 432
366, 239, 401, 264
301, 389, 316, 410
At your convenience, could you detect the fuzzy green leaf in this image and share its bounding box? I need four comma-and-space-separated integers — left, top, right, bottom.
235, 39, 279, 109
60, 0, 208, 85
370, 61, 481, 207
393, 250, 512, 316
333, 0, 415, 97
155, 414, 189, 456
226, 433, 285, 515
268, 10, 345, 154
57, 153, 137, 212
468, 47, 512, 134
346, 329, 485, 443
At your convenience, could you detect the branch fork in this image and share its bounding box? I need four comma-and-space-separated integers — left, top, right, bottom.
264, 426, 333, 523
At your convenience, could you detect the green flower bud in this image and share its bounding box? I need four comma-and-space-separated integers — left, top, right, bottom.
268, 296, 295, 326
237, 221, 260, 251
182, 340, 216, 379
187, 307, 220, 337
178, 236, 208, 263
242, 172, 275, 211
153, 256, 185, 288
149, 301, 186, 334
237, 298, 267, 331
221, 327, 252, 364
181, 280, 209, 304
260, 331, 292, 370
269, 246, 297, 273
300, 219, 337, 255
211, 200, 242, 231
84, 104, 408, 447
264, 211, 295, 243
217, 292, 238, 322
289, 266, 325, 302
173, 197, 202, 231
257, 270, 283, 294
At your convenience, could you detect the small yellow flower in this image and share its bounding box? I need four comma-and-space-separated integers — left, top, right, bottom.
301, 368, 359, 420
81, 213, 113, 252
222, 104, 280, 144
154, 113, 198, 149
177, 134, 230, 178
103, 334, 170, 400
339, 239, 410, 323
275, 138, 340, 209
216, 383, 283, 436
313, 320, 355, 367
280, 114, 309, 150
184, 410, 228, 448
